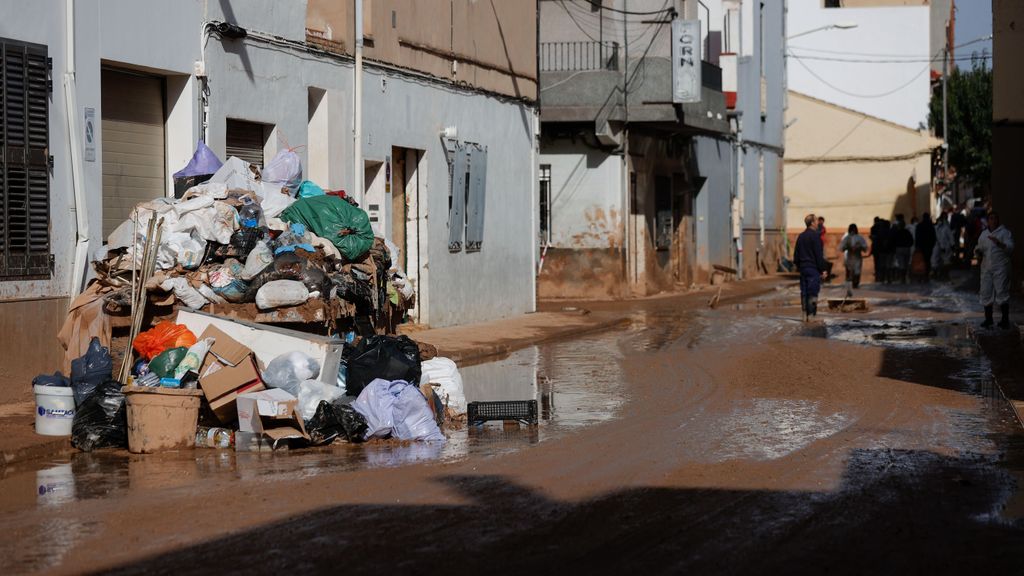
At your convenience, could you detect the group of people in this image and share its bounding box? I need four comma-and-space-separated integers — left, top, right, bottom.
794, 208, 1015, 329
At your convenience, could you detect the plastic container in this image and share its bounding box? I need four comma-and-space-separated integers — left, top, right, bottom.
123, 386, 203, 453
467, 400, 538, 426
34, 384, 76, 436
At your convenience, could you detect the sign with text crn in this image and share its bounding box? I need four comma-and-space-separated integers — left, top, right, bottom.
672, 19, 702, 104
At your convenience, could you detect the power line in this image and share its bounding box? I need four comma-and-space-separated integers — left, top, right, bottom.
787, 50, 932, 99
786, 52, 991, 64
581, 0, 676, 16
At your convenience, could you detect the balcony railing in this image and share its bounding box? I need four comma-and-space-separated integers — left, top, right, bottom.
540, 41, 620, 72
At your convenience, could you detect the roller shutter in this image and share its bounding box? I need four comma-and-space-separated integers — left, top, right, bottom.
101, 68, 166, 237
225, 119, 266, 169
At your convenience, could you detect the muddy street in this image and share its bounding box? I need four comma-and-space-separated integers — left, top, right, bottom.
3, 277, 1024, 574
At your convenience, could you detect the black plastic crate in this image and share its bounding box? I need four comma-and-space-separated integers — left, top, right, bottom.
467, 400, 538, 426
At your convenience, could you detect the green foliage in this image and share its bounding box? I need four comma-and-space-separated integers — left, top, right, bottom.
929, 57, 992, 188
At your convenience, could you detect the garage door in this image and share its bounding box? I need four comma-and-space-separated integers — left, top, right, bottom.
101, 69, 165, 237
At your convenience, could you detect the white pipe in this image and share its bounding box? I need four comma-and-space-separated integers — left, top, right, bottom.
758, 152, 765, 248
65, 0, 89, 298
353, 0, 364, 203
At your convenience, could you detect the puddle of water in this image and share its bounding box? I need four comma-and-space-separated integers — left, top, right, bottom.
700, 399, 853, 462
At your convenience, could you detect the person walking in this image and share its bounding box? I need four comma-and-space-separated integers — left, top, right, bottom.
932, 212, 955, 280
817, 216, 834, 282
870, 217, 891, 283
888, 215, 914, 284
975, 212, 1015, 329
915, 212, 937, 279
795, 214, 828, 322
838, 224, 869, 289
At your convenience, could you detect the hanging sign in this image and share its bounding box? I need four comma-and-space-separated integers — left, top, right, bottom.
672, 19, 702, 104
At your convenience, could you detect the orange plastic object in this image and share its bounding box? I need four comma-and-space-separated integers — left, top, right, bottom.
132, 321, 198, 360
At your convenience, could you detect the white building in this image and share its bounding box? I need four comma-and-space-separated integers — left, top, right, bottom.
0, 0, 538, 386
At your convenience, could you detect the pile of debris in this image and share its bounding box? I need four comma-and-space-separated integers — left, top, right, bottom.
32, 142, 462, 455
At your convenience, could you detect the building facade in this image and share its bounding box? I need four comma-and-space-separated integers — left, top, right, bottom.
0, 0, 538, 387
536, 0, 786, 299
785, 0, 937, 257
992, 0, 1024, 282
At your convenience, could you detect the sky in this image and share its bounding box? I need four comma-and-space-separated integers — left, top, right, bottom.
955, 0, 993, 63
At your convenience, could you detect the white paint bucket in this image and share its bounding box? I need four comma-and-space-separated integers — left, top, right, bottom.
33, 385, 76, 436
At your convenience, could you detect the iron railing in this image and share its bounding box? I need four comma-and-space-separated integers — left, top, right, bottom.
540, 41, 620, 72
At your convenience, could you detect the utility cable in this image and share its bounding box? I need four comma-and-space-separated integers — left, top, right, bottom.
787, 50, 932, 99
581, 0, 675, 16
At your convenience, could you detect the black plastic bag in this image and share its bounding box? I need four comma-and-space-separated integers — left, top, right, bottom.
306, 400, 369, 445
331, 271, 374, 308
343, 335, 422, 397
71, 379, 128, 452
70, 337, 113, 406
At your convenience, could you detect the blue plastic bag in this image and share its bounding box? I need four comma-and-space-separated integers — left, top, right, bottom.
297, 180, 325, 198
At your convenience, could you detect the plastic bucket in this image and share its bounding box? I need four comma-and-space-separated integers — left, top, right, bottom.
33, 385, 75, 436
123, 386, 203, 454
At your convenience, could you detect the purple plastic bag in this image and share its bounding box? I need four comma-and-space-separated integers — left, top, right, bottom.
173, 140, 223, 179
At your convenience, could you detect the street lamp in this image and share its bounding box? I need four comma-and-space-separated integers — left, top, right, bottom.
788, 21, 858, 40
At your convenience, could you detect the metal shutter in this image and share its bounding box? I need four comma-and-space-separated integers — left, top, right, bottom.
0, 40, 51, 279
225, 119, 266, 168
101, 69, 166, 237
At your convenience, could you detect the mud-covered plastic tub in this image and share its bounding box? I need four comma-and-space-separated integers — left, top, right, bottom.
122, 386, 203, 454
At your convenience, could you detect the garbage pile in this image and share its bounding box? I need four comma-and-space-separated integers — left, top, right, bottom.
35, 310, 466, 453
93, 143, 414, 343
33, 141, 463, 455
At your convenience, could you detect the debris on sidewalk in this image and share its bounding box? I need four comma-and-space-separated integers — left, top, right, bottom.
33, 144, 471, 457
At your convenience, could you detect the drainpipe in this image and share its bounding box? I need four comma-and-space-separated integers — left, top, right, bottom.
65, 0, 89, 297
730, 111, 744, 280
353, 0, 364, 203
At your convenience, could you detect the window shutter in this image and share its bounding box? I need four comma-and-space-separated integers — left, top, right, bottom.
1, 40, 51, 279
465, 143, 487, 252
447, 141, 467, 253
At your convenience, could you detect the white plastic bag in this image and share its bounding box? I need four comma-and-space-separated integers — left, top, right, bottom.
160, 277, 209, 309
240, 241, 274, 280
420, 357, 466, 415
173, 202, 238, 245
197, 283, 227, 305
258, 183, 296, 218
262, 148, 302, 193
393, 384, 446, 442
263, 351, 320, 396
172, 194, 215, 217
210, 156, 259, 191
255, 280, 310, 310
182, 182, 228, 200
174, 337, 215, 379
352, 378, 399, 439
297, 379, 345, 421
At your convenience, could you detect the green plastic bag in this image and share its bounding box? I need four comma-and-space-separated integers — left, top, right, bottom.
280, 195, 374, 261
149, 346, 188, 378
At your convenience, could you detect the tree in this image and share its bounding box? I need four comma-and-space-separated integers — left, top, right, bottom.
929, 56, 992, 190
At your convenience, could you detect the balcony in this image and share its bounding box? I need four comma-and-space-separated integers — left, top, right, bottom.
539, 47, 728, 134
540, 41, 620, 72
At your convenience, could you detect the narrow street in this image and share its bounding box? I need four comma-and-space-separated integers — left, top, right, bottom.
3, 275, 1023, 574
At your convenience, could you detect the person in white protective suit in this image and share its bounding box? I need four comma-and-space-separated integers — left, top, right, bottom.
975, 212, 1015, 329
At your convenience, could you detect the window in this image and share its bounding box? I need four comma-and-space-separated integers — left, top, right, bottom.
824, 0, 842, 7
539, 164, 551, 245
1, 40, 51, 279
225, 119, 270, 168
445, 140, 487, 253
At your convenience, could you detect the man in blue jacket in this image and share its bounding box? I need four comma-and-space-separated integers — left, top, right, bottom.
794, 213, 829, 322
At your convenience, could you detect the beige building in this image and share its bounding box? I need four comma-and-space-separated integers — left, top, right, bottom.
784, 91, 940, 252
992, 0, 1024, 278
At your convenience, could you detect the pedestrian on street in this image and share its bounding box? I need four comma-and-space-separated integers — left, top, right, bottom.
817, 216, 834, 282
975, 212, 1015, 329
870, 217, 891, 282
839, 224, 869, 289
795, 214, 828, 322
950, 205, 967, 264
915, 212, 937, 279
888, 215, 914, 284
932, 212, 955, 280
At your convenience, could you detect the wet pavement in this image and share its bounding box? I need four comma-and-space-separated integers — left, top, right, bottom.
4, 276, 1024, 574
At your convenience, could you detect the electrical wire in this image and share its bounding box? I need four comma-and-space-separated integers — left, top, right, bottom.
786, 52, 991, 64
581, 0, 676, 16
787, 50, 933, 99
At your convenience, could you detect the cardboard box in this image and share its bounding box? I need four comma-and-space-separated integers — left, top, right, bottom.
236, 388, 309, 444
198, 325, 266, 423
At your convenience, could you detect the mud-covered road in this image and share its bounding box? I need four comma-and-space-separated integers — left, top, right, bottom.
3, 276, 1024, 575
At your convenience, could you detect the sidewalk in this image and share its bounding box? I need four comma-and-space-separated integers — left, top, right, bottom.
403, 309, 632, 364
